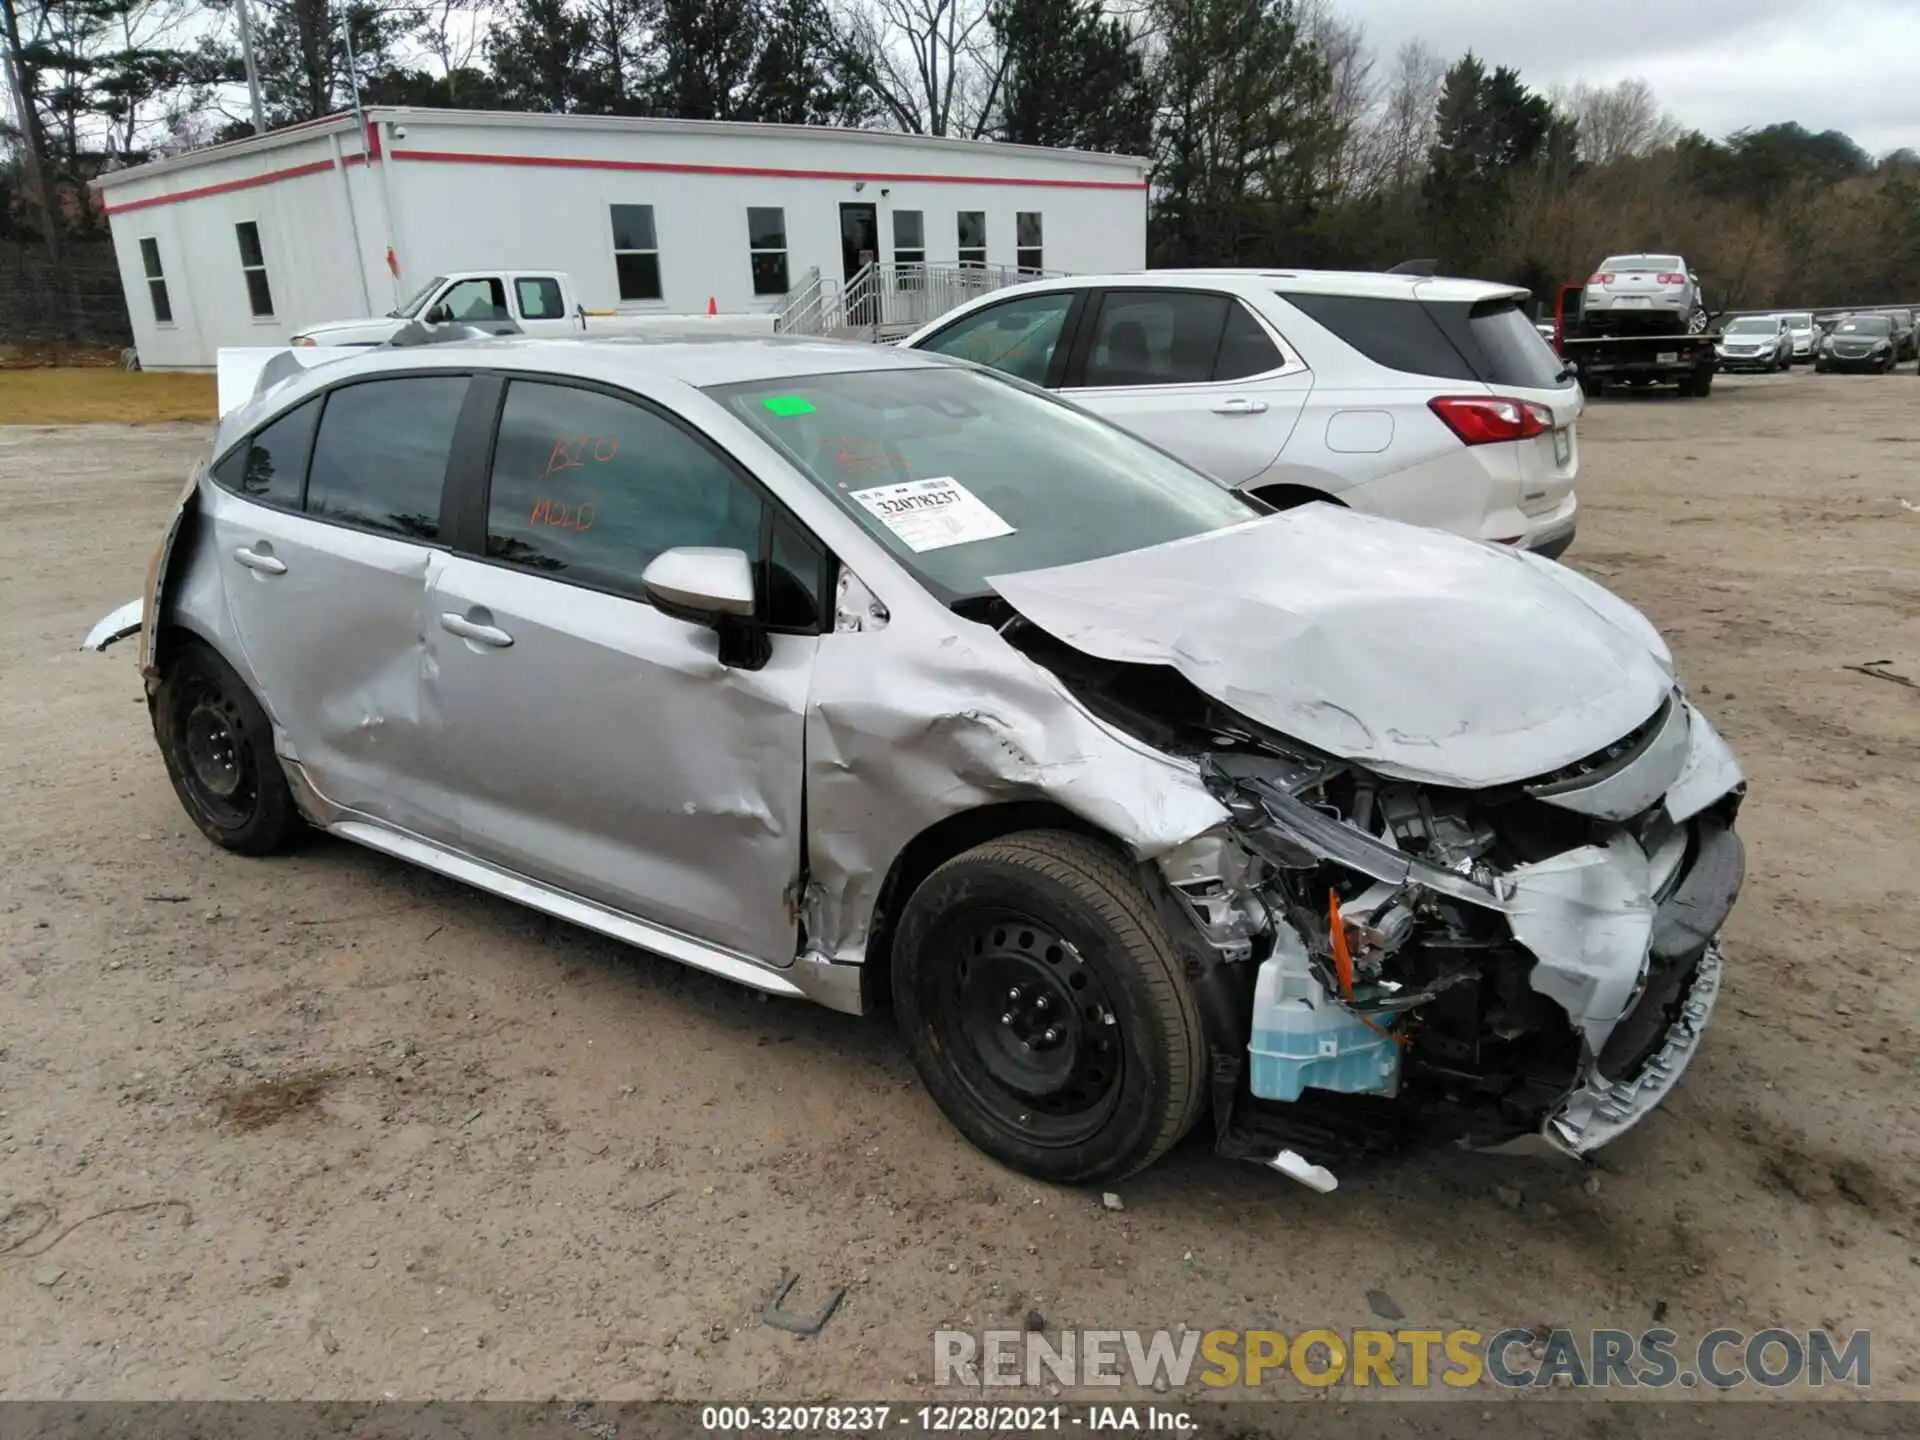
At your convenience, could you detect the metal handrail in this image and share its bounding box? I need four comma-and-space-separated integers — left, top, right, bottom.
832, 261, 1059, 340
773, 266, 824, 335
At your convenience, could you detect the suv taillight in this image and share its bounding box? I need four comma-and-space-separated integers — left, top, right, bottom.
1589, 272, 1614, 285
1429, 396, 1554, 446
1657, 272, 1687, 285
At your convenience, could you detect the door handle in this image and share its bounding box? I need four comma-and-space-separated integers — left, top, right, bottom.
439, 612, 514, 648
1212, 397, 1269, 415
233, 546, 286, 575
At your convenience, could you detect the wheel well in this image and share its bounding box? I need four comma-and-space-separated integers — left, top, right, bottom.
857, 801, 1110, 1014
1246, 482, 1344, 513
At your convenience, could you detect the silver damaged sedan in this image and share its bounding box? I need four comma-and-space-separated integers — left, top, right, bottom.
85, 335, 1746, 1189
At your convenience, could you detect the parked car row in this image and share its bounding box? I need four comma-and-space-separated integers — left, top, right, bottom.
84, 316, 1743, 1188
1710, 306, 1918, 374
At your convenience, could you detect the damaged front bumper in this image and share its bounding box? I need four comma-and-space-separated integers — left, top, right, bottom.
1170, 694, 1746, 1177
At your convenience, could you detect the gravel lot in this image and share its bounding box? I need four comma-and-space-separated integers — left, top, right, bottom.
2, 369, 1916, 1402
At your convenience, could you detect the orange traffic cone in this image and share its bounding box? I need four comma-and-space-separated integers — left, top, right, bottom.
707, 296, 717, 315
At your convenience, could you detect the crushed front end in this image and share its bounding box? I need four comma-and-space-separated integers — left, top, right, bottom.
1155, 690, 1744, 1180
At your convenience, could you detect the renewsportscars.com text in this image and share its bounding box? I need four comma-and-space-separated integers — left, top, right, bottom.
934, 1326, 1870, 1390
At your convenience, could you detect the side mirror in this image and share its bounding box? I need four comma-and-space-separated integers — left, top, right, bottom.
642, 546, 755, 626
642, 547, 766, 669
423, 301, 452, 325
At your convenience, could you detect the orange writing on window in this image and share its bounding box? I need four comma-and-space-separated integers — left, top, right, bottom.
530, 496, 596, 532
541, 434, 622, 479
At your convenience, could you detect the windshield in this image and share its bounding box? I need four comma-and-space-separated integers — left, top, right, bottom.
1836, 316, 1892, 335
392, 275, 449, 318
1601, 255, 1683, 272
1782, 313, 1813, 327
707, 365, 1256, 599
1725, 318, 1779, 334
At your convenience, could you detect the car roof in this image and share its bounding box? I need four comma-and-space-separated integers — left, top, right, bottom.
220, 334, 949, 443
287, 333, 944, 392
985, 268, 1526, 304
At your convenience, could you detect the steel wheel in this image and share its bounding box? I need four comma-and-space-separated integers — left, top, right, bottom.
154, 640, 303, 855
937, 912, 1123, 1143
891, 831, 1207, 1184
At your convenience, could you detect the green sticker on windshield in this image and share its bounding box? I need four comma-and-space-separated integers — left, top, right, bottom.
762, 394, 816, 416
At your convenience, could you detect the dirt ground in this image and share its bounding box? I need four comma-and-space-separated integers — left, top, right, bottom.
0, 368, 215, 426
2, 368, 1917, 1404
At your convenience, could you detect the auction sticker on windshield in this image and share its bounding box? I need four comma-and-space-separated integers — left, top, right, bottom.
850, 477, 1015, 552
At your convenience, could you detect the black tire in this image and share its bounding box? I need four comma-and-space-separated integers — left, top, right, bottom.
153, 640, 303, 856
891, 830, 1207, 1185
1582, 377, 1608, 399
1681, 368, 1713, 397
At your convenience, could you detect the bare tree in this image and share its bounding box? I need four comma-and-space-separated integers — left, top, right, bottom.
835, 0, 1006, 136
1370, 37, 1442, 194
1295, 0, 1372, 196
1561, 77, 1676, 166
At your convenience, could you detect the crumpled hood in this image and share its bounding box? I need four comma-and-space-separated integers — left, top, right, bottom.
987, 506, 1675, 788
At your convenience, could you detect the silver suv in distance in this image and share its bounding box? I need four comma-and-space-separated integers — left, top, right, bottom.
86, 337, 1746, 1188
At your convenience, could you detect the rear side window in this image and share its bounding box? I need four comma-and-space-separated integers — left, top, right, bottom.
213, 396, 319, 509
1213, 302, 1285, 380
1082, 291, 1231, 387
516, 277, 564, 320
1428, 300, 1571, 390
306, 377, 468, 540
484, 380, 766, 605
1279, 292, 1476, 381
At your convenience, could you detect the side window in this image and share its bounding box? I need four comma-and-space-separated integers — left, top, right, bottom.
139, 237, 173, 324
516, 276, 564, 320
485, 381, 766, 606
235, 221, 273, 317
1080, 291, 1230, 388
212, 396, 320, 509
956, 211, 987, 268
1213, 302, 1285, 380
747, 207, 789, 296
610, 204, 663, 301
917, 292, 1076, 386
1277, 292, 1476, 381
306, 377, 468, 541
440, 277, 507, 322
893, 210, 925, 266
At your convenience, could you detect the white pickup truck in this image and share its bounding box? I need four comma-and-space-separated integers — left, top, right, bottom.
291, 269, 776, 347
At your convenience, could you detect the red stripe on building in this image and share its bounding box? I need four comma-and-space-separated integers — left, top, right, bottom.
389, 147, 1149, 190
102, 152, 367, 216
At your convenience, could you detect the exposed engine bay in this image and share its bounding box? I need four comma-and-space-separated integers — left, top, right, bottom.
991, 607, 1746, 1183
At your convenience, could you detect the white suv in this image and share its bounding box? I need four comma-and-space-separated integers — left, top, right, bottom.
903, 270, 1582, 558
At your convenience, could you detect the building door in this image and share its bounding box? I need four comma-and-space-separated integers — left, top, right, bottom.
840, 202, 879, 327
839, 203, 878, 282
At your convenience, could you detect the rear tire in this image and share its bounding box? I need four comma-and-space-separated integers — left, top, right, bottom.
153, 640, 303, 856
891, 831, 1207, 1185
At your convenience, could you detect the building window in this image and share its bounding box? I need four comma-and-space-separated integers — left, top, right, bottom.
610, 204, 662, 302
138, 237, 172, 324
235, 221, 274, 317
893, 210, 924, 267
1016, 212, 1043, 274
748, 206, 789, 295
957, 211, 986, 268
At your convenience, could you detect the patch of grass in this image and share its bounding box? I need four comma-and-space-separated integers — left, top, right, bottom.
0, 367, 214, 425
213, 1068, 339, 1131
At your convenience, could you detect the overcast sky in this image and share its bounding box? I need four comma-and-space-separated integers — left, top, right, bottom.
1357, 0, 1920, 157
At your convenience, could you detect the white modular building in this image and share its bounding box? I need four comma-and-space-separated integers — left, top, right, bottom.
91, 107, 1151, 369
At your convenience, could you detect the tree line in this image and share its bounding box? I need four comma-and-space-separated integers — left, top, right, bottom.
4, 0, 1917, 308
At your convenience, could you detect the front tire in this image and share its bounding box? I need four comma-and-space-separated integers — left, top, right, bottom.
153, 640, 303, 855
891, 831, 1207, 1185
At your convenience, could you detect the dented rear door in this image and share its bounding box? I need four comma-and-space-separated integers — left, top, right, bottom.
210, 374, 472, 836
